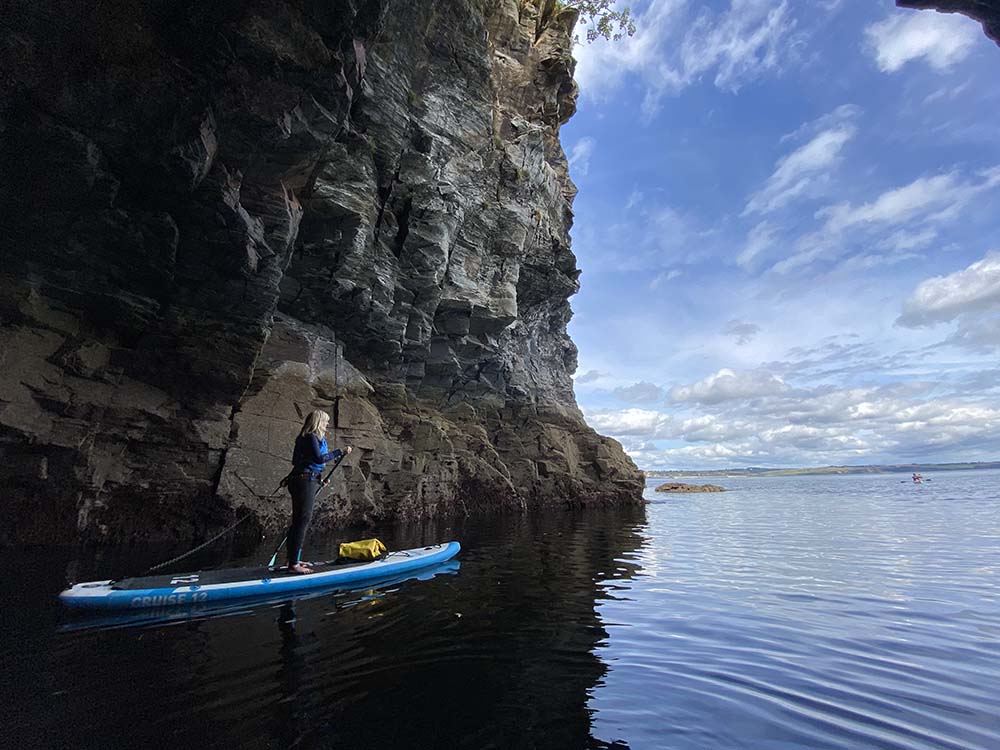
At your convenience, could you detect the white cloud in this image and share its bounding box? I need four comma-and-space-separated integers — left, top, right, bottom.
865, 11, 979, 73
771, 166, 1000, 274
945, 315, 1000, 352
648, 269, 682, 289
736, 221, 776, 270
584, 408, 673, 437
835, 250, 921, 274
678, 414, 758, 442
744, 120, 856, 216
613, 381, 667, 404
878, 227, 938, 253
739, 107, 860, 273
568, 136, 596, 177
574, 0, 800, 119
758, 424, 874, 452
578, 203, 715, 274
573, 0, 685, 99
637, 443, 752, 467
897, 252, 1000, 327
669, 368, 789, 404
778, 104, 860, 144
586, 377, 1000, 470
567, 6, 1000, 472
680, 0, 797, 93
923, 79, 972, 105
625, 189, 644, 211
820, 169, 999, 233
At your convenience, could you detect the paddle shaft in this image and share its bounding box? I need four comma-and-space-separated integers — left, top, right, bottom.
267, 451, 348, 567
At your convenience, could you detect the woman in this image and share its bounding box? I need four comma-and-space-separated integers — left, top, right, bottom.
286, 410, 353, 574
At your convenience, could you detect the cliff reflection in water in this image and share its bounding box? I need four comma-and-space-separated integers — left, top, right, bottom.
13, 507, 648, 750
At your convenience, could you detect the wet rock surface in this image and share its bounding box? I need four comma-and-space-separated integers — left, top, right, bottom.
654, 483, 727, 493
0, 0, 643, 544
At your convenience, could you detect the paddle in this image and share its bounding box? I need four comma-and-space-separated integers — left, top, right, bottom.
267, 450, 350, 568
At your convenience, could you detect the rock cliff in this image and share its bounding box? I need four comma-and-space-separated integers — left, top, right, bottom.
0, 0, 644, 544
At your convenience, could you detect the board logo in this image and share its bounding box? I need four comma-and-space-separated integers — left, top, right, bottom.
170, 574, 200, 585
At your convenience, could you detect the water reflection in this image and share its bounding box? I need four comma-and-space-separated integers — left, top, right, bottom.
275, 601, 310, 748
4, 507, 648, 750
57, 561, 462, 633
589, 473, 1000, 750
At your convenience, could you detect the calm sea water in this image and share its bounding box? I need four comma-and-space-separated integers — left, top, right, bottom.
3, 470, 998, 749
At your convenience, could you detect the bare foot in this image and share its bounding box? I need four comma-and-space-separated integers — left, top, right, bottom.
286, 563, 313, 575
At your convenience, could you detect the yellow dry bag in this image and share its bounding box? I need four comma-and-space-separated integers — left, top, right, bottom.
338, 538, 387, 561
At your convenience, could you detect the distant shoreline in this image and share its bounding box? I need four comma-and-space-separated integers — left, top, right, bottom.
645, 461, 1000, 478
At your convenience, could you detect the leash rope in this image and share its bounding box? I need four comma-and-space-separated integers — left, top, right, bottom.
132, 339, 347, 580
137, 510, 257, 577
134, 471, 289, 578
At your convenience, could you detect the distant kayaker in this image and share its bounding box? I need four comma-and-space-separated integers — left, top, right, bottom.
286, 410, 353, 574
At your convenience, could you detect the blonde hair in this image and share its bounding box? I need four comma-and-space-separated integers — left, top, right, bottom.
300, 410, 330, 438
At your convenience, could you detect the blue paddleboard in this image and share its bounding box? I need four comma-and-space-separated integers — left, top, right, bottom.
60, 541, 461, 610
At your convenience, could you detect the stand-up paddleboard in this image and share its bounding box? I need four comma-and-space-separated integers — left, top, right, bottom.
61, 541, 461, 611
59, 560, 461, 632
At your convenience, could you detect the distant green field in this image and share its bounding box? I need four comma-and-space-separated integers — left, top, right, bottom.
645, 462, 1000, 478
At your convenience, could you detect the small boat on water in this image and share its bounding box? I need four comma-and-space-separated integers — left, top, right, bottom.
60, 541, 461, 611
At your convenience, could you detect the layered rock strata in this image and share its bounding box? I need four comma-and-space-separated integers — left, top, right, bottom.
0, 0, 644, 544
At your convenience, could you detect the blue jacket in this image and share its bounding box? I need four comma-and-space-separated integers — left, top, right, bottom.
292, 435, 344, 473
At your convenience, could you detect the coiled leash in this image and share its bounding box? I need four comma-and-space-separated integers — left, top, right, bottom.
132, 471, 292, 579
134, 336, 348, 577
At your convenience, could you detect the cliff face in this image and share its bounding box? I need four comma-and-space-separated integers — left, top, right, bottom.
0, 0, 644, 544
898, 1, 1000, 43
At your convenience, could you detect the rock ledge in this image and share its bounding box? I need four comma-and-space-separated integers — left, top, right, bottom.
654, 483, 726, 493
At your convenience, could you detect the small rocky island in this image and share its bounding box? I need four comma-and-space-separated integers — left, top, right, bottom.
655, 482, 726, 493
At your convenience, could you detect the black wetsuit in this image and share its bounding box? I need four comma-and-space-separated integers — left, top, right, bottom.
286, 435, 343, 566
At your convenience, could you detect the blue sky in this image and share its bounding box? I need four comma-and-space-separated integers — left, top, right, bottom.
563, 0, 1000, 469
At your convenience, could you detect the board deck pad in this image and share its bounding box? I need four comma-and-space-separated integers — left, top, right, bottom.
60, 542, 461, 610
111, 557, 375, 590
